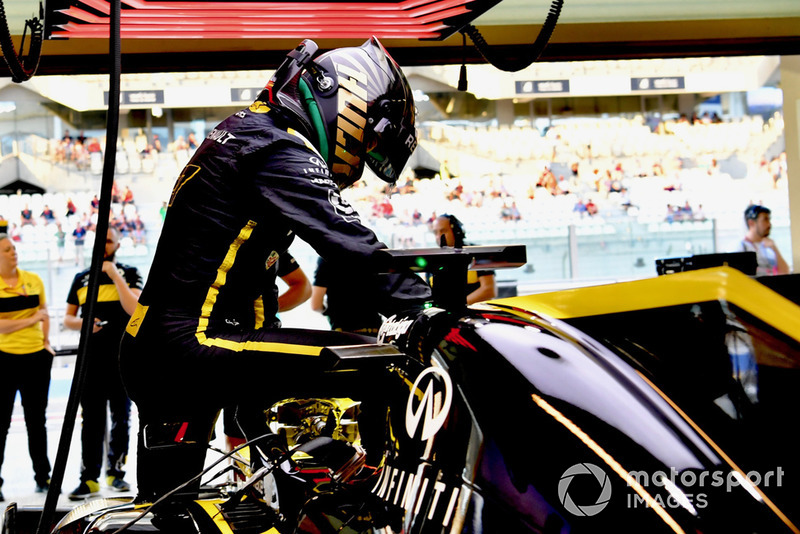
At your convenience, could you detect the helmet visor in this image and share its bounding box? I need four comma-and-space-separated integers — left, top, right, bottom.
365, 119, 417, 184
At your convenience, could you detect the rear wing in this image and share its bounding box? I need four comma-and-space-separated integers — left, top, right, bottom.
380, 244, 527, 309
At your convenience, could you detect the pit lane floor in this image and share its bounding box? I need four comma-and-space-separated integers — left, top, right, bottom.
0, 358, 147, 513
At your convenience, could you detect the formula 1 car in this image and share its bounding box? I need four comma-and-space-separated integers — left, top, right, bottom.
5, 245, 800, 534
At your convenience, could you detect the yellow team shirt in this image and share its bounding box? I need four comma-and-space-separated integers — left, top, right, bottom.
0, 269, 46, 354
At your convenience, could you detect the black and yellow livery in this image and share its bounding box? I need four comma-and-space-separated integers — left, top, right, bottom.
0, 268, 52, 493
66, 261, 143, 488
66, 263, 144, 340
493, 265, 800, 335
118, 97, 428, 501
117, 36, 428, 503
425, 267, 494, 301
15, 250, 800, 534
489, 267, 800, 528
0, 269, 46, 354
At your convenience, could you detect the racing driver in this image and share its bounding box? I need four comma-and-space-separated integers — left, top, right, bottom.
119, 38, 430, 501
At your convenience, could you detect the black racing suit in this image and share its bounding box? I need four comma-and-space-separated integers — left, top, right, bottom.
119, 105, 430, 500
223, 249, 301, 441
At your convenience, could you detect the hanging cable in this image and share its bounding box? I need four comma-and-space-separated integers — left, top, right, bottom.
0, 0, 44, 82
35, 0, 122, 531
463, 0, 564, 73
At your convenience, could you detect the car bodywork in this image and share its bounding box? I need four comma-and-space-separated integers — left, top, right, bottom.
5, 261, 800, 533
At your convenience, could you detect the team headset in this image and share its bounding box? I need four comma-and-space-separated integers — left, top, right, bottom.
265, 39, 331, 160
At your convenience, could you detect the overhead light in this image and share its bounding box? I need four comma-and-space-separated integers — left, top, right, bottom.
151, 106, 163, 118
46, 0, 502, 41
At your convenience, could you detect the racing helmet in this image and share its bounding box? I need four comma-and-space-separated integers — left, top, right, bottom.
265, 37, 417, 189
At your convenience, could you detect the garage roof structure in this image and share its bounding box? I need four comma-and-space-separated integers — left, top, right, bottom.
0, 0, 796, 74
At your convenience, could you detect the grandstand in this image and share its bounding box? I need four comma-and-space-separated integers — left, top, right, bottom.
0, 108, 788, 309
339, 109, 789, 287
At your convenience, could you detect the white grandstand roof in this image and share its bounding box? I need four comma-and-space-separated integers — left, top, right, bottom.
0, 55, 781, 113
405, 55, 780, 101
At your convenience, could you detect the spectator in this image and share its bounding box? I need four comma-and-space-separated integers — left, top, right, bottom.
693, 204, 707, 222
0, 233, 54, 500
54, 222, 67, 263
664, 204, 676, 223
111, 182, 121, 204
739, 204, 790, 276
131, 215, 146, 246
20, 205, 35, 227
8, 224, 21, 243
72, 141, 90, 170
174, 135, 189, 151
134, 129, 148, 153
66, 197, 78, 218
73, 222, 87, 266
397, 176, 416, 195
500, 201, 521, 221
573, 199, 587, 217
111, 215, 128, 239
122, 186, 134, 206
679, 201, 694, 221
80, 212, 95, 233
377, 197, 394, 218
619, 188, 635, 212
86, 138, 102, 154
40, 205, 56, 224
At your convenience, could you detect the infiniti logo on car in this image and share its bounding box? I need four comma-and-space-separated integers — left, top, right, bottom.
406, 367, 452, 441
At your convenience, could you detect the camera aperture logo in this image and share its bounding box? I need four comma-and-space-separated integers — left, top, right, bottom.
558, 463, 785, 517
558, 463, 612, 516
